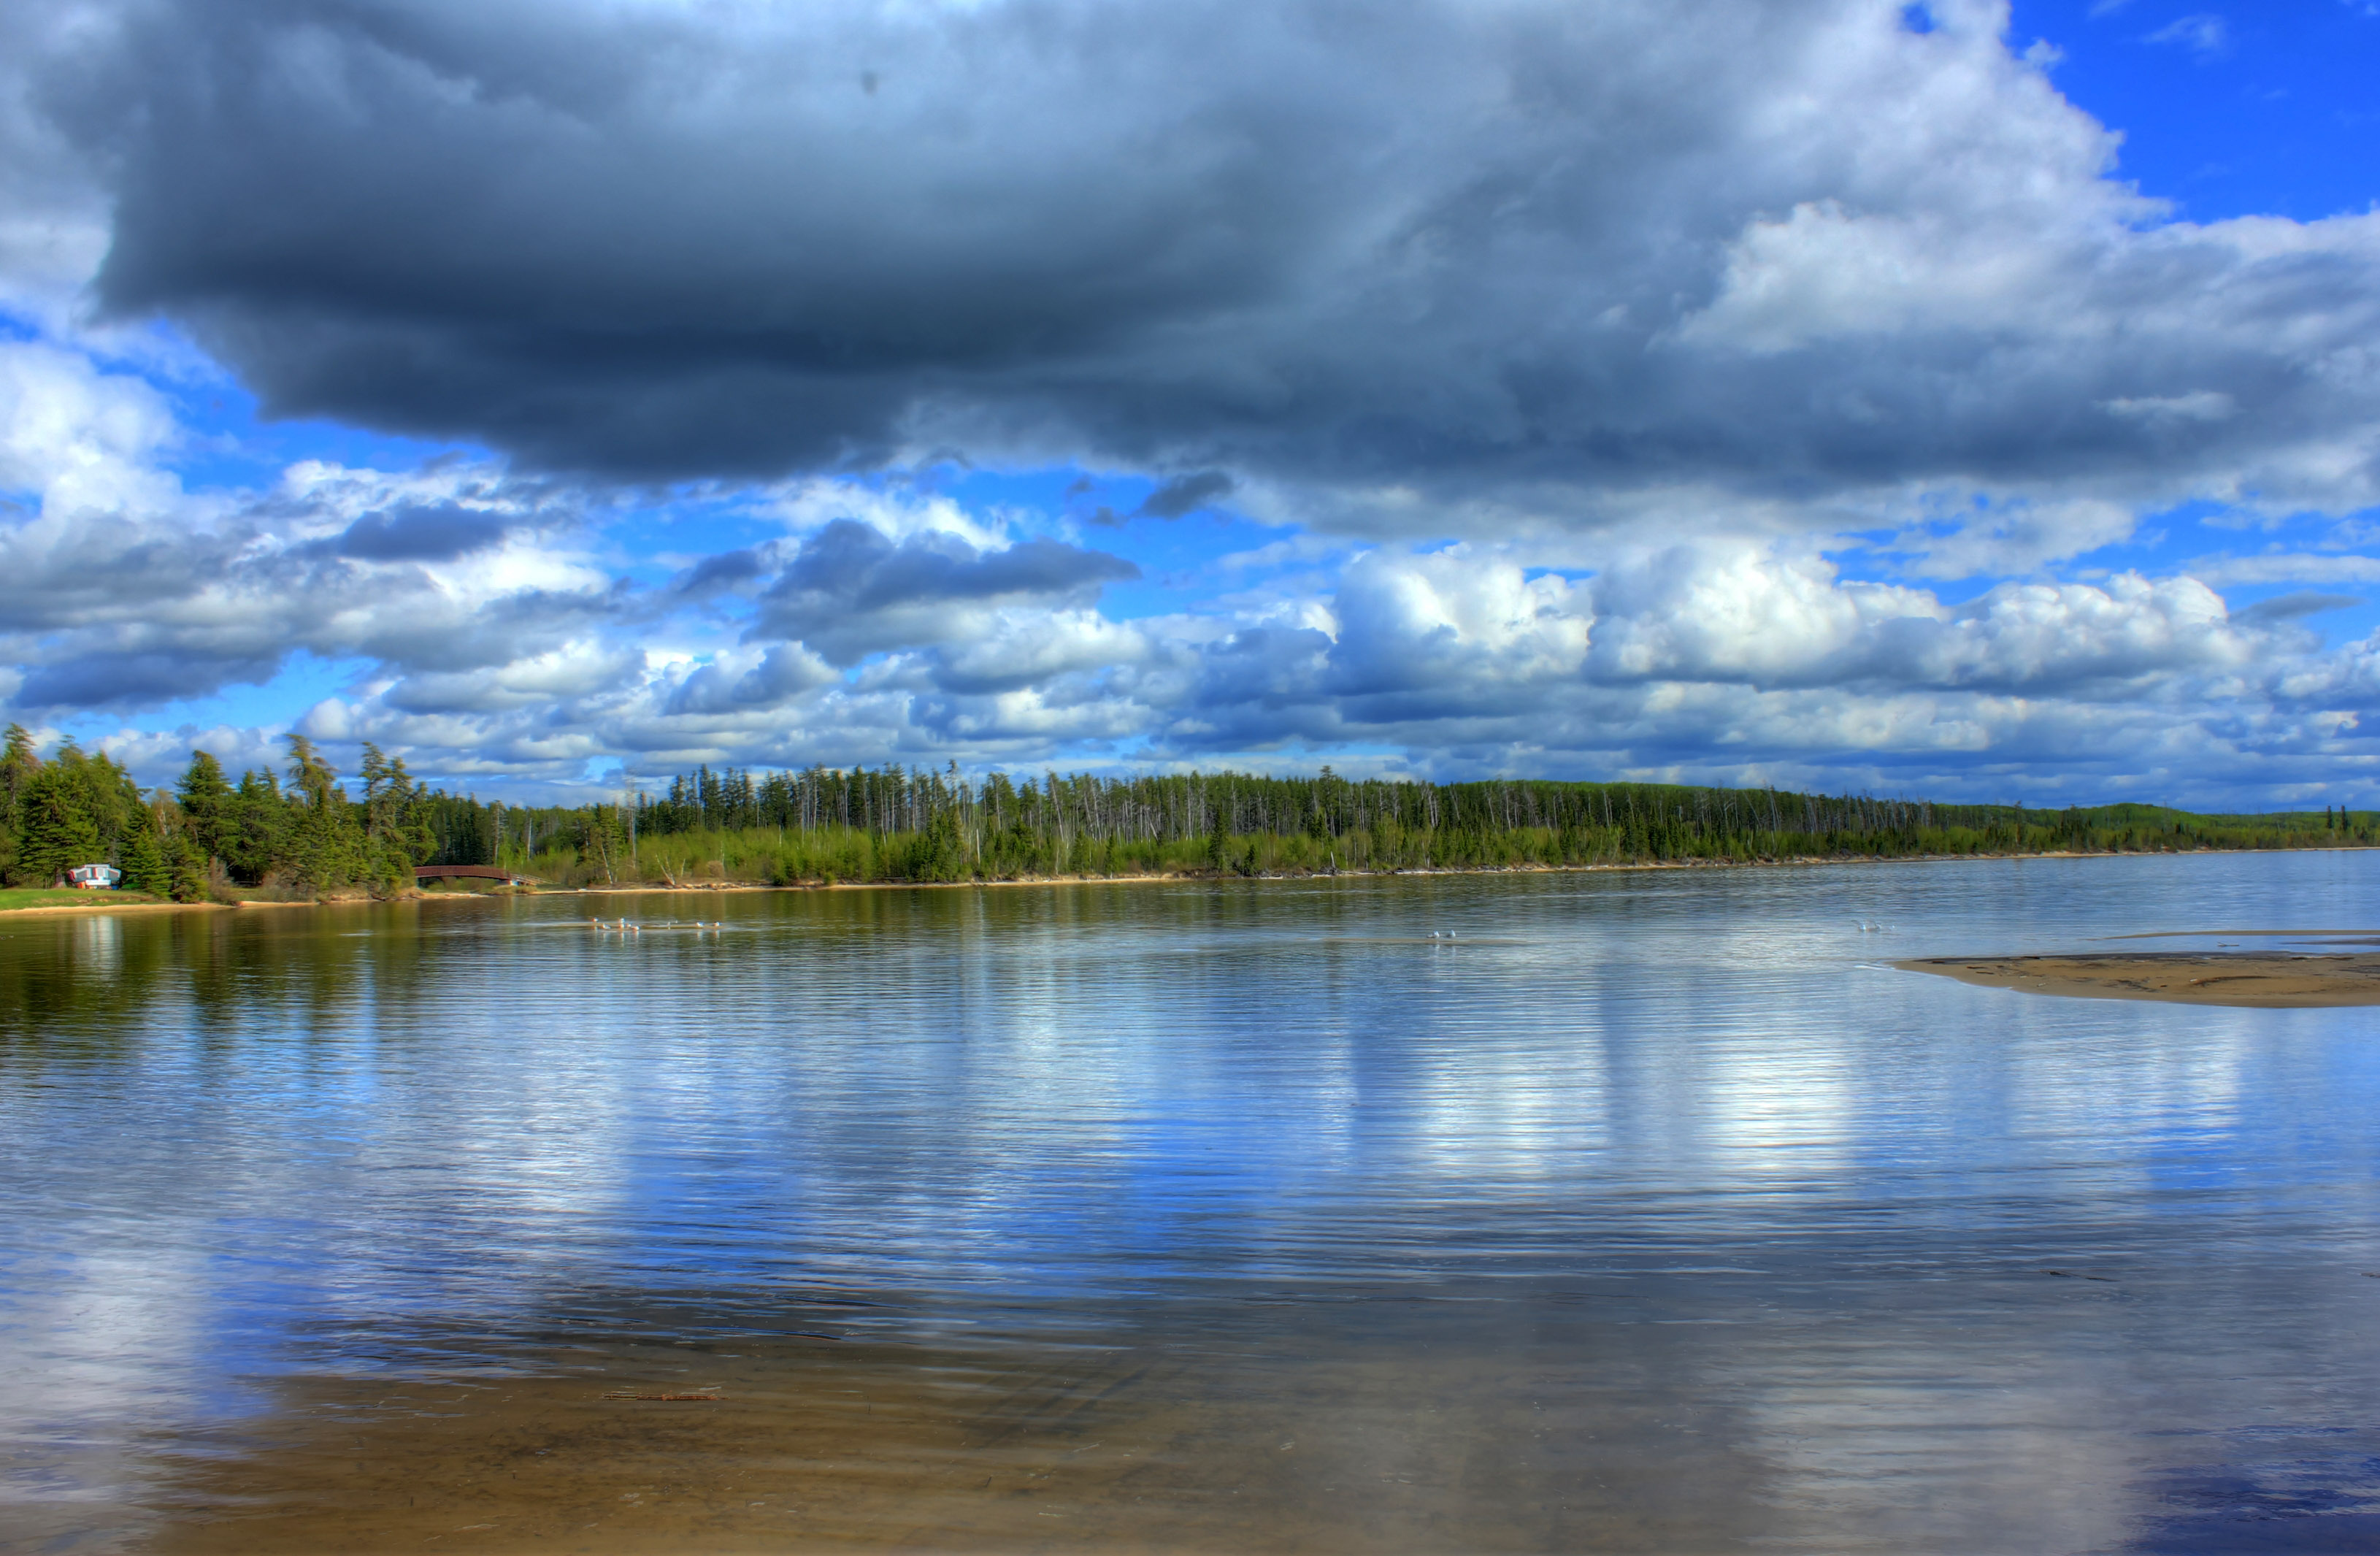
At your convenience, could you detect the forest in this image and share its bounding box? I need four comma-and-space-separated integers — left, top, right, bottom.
0, 726, 473, 900
0, 725, 2366, 900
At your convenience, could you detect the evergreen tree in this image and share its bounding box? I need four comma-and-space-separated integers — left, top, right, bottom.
0, 723, 34, 883
391, 756, 434, 863
360, 743, 396, 827
18, 760, 102, 885
358, 743, 407, 889
176, 751, 234, 862
0, 724, 38, 821
283, 735, 364, 895
43, 743, 144, 861
167, 832, 211, 902
119, 816, 170, 896
220, 770, 288, 886
357, 744, 436, 889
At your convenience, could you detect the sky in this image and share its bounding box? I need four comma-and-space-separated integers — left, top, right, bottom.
1, 0, 2378, 808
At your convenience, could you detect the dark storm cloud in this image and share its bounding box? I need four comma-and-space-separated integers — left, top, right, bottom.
331, 503, 511, 562
14, 648, 285, 710
43, 0, 2380, 516
755, 520, 1137, 664
674, 546, 775, 597
775, 521, 1137, 612
1137, 472, 1237, 520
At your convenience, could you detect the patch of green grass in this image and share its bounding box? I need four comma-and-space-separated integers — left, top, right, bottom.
0, 887, 165, 911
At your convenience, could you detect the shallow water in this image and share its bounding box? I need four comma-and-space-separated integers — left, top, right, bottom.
5, 854, 2380, 1552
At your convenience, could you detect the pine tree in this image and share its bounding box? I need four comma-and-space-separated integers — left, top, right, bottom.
61, 744, 142, 845
119, 818, 169, 897
283, 735, 364, 896
176, 751, 234, 862
18, 763, 101, 885
391, 756, 434, 863
355, 746, 435, 891
220, 770, 288, 885
167, 833, 211, 903
358, 743, 408, 891
0, 723, 34, 884
0, 724, 38, 821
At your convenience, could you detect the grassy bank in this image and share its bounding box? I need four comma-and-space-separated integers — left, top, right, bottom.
0, 887, 169, 911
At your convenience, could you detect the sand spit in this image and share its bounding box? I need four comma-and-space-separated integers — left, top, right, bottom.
1897, 951, 2380, 1007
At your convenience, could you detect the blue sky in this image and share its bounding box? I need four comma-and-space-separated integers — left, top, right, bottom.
2, 0, 2379, 808
2011, 0, 2380, 224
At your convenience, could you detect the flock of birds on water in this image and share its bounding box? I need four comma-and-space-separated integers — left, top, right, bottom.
588, 919, 725, 934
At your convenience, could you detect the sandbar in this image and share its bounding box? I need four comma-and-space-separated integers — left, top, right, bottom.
1897, 951, 2380, 1007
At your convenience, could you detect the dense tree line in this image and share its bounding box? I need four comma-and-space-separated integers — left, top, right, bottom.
0, 728, 468, 899
629, 762, 2368, 854
0, 727, 153, 891
519, 762, 2373, 888
5, 732, 2368, 898
0, 727, 657, 899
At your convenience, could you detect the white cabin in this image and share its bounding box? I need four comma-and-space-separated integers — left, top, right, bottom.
66, 863, 122, 890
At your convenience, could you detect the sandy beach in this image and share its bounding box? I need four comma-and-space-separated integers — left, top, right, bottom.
1897, 951, 2380, 1007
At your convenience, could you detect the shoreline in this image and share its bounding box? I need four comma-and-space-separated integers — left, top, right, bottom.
1897, 951, 2380, 1007
1, 843, 2367, 919
0, 897, 227, 917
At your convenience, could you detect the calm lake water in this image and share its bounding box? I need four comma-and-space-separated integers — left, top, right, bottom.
6, 854, 2380, 1552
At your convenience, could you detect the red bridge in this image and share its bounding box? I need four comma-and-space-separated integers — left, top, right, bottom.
415, 865, 537, 886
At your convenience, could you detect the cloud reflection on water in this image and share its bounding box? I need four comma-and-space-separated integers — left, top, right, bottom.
4, 856, 2380, 1548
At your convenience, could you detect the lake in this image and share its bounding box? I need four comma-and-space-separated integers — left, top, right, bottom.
5, 853, 2380, 1552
